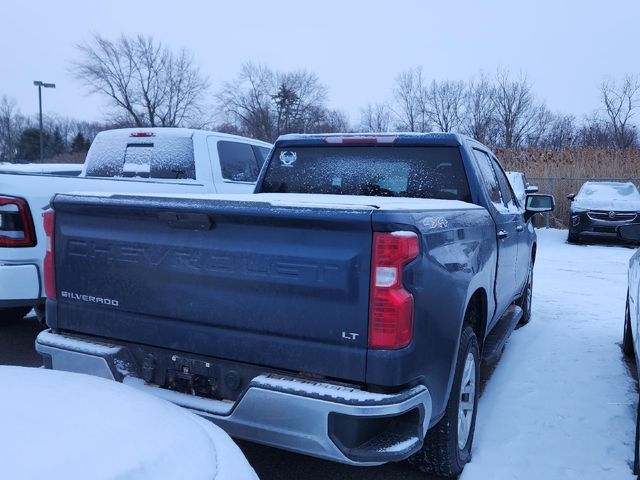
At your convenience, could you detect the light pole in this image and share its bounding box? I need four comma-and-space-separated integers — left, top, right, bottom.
33, 81, 55, 162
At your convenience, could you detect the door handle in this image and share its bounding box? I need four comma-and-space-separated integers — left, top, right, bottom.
516, 225, 524, 232
497, 230, 509, 240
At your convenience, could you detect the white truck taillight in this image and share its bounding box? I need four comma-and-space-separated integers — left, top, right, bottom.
0, 196, 36, 247
43, 210, 56, 300
369, 231, 419, 349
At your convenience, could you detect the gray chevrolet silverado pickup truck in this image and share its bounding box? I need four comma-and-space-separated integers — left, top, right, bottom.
37, 133, 553, 477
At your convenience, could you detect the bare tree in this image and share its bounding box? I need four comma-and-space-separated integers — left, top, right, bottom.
600, 75, 640, 149
43, 114, 111, 146
524, 104, 553, 147
74, 34, 209, 127
392, 67, 429, 132
316, 109, 351, 133
576, 113, 614, 148
492, 69, 541, 149
0, 96, 29, 162
217, 62, 342, 141
274, 70, 328, 133
217, 63, 275, 140
425, 80, 465, 132
540, 113, 577, 150
462, 74, 496, 144
360, 102, 392, 132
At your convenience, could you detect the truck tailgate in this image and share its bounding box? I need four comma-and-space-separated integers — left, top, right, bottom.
51, 194, 374, 382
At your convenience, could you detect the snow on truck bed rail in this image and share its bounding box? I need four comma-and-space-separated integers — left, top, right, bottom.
64, 192, 483, 211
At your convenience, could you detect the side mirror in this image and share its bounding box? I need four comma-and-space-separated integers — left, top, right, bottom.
617, 224, 640, 242
526, 194, 555, 213
525, 185, 539, 194
566, 193, 576, 201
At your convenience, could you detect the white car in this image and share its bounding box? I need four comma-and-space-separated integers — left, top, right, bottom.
0, 365, 258, 480
0, 128, 271, 321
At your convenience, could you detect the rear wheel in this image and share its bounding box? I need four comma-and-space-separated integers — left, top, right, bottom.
623, 298, 634, 358
635, 394, 640, 475
408, 325, 479, 478
517, 264, 533, 326
0, 307, 31, 322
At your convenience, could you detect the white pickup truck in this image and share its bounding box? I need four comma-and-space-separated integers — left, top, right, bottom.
0, 127, 271, 321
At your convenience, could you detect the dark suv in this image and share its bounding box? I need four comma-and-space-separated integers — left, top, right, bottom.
567, 181, 640, 243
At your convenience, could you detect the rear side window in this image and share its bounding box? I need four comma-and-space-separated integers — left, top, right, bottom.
217, 141, 260, 182
261, 146, 471, 202
472, 149, 503, 208
489, 155, 518, 209
84, 134, 195, 180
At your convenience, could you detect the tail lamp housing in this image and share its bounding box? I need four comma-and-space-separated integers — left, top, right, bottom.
43, 210, 56, 300
369, 231, 419, 349
0, 196, 36, 247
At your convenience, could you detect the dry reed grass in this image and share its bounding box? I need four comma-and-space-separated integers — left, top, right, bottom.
498, 148, 640, 228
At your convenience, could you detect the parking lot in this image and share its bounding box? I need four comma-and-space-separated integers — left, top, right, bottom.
2, 229, 637, 479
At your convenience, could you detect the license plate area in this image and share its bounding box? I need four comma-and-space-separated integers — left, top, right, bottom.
155, 354, 250, 402
165, 355, 221, 399
126, 344, 280, 402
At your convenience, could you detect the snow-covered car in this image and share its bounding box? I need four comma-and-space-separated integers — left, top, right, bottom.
505, 171, 538, 207
0, 365, 258, 480
620, 223, 640, 476
567, 181, 640, 243
0, 127, 271, 322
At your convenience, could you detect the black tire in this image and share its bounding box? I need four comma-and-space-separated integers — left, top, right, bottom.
35, 304, 47, 326
635, 394, 640, 475
517, 264, 533, 326
0, 307, 31, 322
408, 325, 480, 478
567, 230, 580, 244
624, 299, 635, 358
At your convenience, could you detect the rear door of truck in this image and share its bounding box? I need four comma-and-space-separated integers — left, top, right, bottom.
470, 148, 520, 322
50, 194, 373, 383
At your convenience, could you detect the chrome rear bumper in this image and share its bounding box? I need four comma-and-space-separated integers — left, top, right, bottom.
36, 329, 432, 465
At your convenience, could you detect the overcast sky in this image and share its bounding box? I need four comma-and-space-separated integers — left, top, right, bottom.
1, 0, 639, 125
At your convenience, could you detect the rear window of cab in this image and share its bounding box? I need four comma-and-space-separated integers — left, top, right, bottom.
84, 135, 195, 180
261, 146, 472, 202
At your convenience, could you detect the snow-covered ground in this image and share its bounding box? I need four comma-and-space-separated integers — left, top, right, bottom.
463, 229, 638, 480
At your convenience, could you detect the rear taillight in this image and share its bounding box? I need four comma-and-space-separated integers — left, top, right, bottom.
0, 196, 36, 247
43, 210, 56, 300
369, 231, 419, 349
